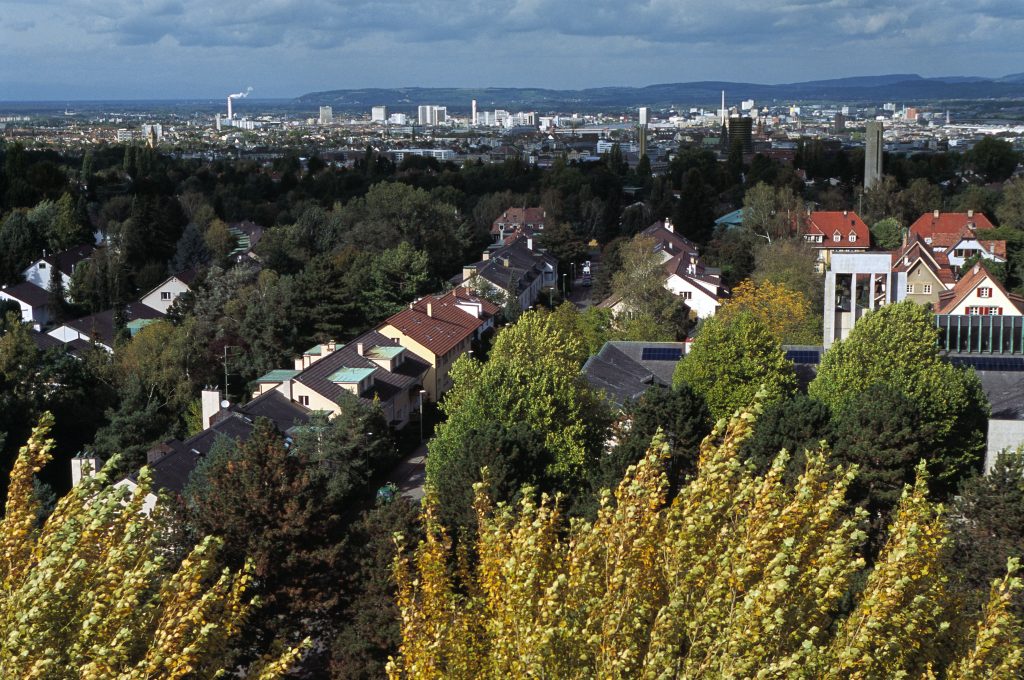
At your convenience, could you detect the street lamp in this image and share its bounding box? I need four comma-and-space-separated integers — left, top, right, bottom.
223, 345, 241, 403
419, 389, 427, 444
562, 273, 568, 298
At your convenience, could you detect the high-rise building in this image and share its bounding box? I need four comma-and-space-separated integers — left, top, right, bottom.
471, 99, 477, 125
318, 106, 333, 125
638, 107, 649, 126
371, 105, 387, 122
433, 106, 447, 123
864, 121, 884, 189
834, 112, 846, 133
417, 105, 446, 125
727, 116, 754, 153
417, 105, 432, 125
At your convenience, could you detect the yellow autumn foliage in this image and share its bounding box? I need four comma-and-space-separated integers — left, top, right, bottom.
388, 398, 1023, 679
718, 278, 819, 345
0, 413, 304, 678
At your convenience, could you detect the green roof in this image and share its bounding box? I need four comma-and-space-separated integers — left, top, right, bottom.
304, 344, 324, 356
256, 369, 300, 382
328, 367, 376, 384
366, 345, 404, 359
126, 318, 159, 336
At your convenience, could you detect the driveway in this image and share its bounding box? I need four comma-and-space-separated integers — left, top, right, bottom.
389, 443, 427, 501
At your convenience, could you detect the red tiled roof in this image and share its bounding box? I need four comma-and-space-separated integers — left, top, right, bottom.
382, 287, 497, 356
980, 240, 1007, 260
909, 211, 994, 240
806, 211, 870, 249
892, 237, 957, 286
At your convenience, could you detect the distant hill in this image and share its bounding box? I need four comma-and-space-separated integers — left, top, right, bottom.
297, 75, 1024, 111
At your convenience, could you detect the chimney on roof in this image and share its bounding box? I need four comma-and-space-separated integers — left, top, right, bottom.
967, 209, 974, 218
482, 251, 490, 261
974, 263, 980, 275
527, 237, 533, 251
426, 302, 433, 318
201, 388, 222, 430
664, 218, 674, 233
933, 209, 940, 219
842, 210, 848, 217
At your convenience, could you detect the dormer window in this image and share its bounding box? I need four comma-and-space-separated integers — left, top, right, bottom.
848, 231, 857, 243
38, 262, 46, 269
833, 231, 841, 243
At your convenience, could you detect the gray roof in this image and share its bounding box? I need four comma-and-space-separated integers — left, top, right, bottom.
64, 303, 164, 347
148, 390, 312, 494
472, 236, 556, 294
582, 341, 685, 408
1, 281, 50, 307
975, 370, 1024, 420
294, 329, 430, 411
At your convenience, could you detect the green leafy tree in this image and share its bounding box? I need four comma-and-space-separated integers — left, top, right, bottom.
610, 235, 688, 336
0, 414, 302, 678
741, 394, 833, 479
831, 384, 930, 538
171, 221, 212, 274
329, 498, 423, 680
673, 311, 796, 420
47, 192, 89, 252
742, 182, 803, 242
362, 242, 431, 320
966, 136, 1019, 183
951, 448, 1024, 595
996, 177, 1024, 230
427, 310, 610, 486
185, 419, 346, 658
808, 301, 989, 494
593, 384, 712, 496
871, 216, 904, 249
898, 178, 942, 226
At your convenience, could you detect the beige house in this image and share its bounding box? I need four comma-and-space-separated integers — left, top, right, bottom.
253, 330, 430, 428
378, 288, 498, 401
890, 235, 955, 309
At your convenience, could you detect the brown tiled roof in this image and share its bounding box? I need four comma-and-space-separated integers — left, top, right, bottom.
383, 288, 497, 357
909, 211, 994, 240
41, 243, 95, 277
891, 236, 956, 285
65, 302, 164, 347
937, 262, 1024, 314
641, 220, 700, 259
980, 240, 1007, 260
806, 211, 870, 249
491, 206, 546, 234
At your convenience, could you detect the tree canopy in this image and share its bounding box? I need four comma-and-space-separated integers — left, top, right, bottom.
674, 311, 796, 420
388, 400, 1024, 679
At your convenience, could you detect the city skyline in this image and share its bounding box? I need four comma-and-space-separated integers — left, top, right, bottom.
2, 0, 1024, 100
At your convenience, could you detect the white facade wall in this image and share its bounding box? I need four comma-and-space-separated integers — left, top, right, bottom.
139, 277, 191, 315
0, 292, 50, 329
945, 275, 1022, 316
664, 276, 720, 318
22, 260, 71, 291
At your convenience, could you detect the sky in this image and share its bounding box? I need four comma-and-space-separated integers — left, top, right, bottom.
2, 0, 1024, 100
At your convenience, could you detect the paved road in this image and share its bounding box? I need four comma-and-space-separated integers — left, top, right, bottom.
389, 443, 427, 501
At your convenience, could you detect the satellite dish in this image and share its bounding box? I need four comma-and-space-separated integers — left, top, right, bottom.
220, 399, 230, 409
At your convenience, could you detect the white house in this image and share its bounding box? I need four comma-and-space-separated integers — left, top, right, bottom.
0, 282, 52, 330
937, 262, 1024, 316
944, 236, 1007, 269
21, 244, 95, 291
139, 271, 196, 315
663, 254, 725, 319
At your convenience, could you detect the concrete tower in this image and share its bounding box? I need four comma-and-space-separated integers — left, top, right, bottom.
471, 99, 477, 126
864, 121, 884, 189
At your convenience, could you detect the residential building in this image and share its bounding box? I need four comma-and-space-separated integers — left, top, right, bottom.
47, 302, 164, 352
253, 330, 430, 428
22, 243, 95, 291
460, 235, 558, 311
640, 219, 700, 263
937, 262, 1024, 316
803, 210, 870, 270
378, 287, 499, 401
97, 389, 312, 511
491, 206, 546, 240
0, 282, 52, 329
663, 254, 726, 319
890, 234, 955, 308
139, 270, 196, 315
909, 210, 995, 248
318, 106, 333, 125
582, 341, 684, 409
390, 148, 455, 163
371, 105, 387, 122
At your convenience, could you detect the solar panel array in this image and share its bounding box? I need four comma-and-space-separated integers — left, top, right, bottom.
785, 350, 822, 365
949, 356, 1024, 372
641, 347, 683, 361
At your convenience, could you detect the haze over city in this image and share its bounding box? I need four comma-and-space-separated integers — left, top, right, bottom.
3, 0, 1024, 99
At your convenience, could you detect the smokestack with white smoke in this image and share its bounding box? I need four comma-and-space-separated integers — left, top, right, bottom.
226, 86, 253, 120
